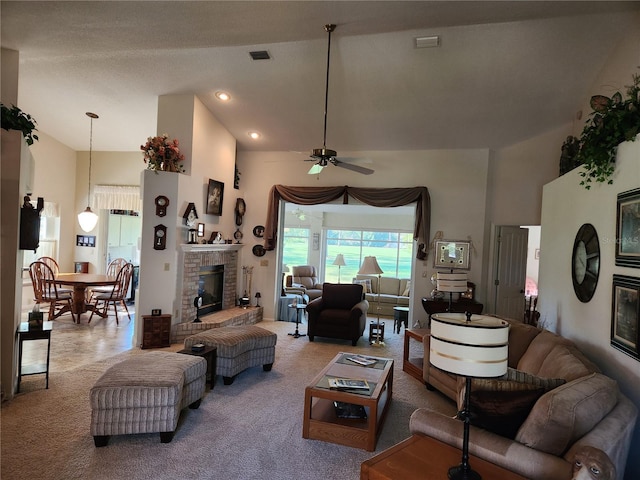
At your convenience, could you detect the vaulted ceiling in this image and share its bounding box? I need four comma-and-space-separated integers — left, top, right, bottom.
2, 1, 639, 154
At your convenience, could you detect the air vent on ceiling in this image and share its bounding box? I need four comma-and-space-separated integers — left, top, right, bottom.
249, 50, 271, 60
415, 35, 440, 49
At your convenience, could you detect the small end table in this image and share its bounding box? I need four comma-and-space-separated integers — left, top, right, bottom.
17, 321, 53, 393
393, 306, 409, 333
177, 345, 217, 389
288, 304, 307, 338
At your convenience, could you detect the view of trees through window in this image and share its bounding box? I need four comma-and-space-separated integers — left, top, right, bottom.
325, 229, 413, 283
281, 227, 310, 270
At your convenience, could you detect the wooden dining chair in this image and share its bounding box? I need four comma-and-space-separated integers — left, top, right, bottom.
36, 256, 72, 294
89, 257, 128, 300
29, 261, 76, 322
89, 263, 133, 324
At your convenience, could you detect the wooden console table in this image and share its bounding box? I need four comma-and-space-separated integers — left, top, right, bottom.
421, 297, 483, 320
361, 434, 527, 480
403, 328, 429, 382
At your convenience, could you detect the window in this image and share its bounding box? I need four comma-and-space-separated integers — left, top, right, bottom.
324, 229, 413, 283
282, 227, 310, 269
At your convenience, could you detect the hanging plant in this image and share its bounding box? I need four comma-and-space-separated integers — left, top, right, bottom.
1, 103, 39, 146
577, 70, 640, 189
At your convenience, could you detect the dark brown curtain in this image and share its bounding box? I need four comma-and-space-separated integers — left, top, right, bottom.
264, 185, 430, 259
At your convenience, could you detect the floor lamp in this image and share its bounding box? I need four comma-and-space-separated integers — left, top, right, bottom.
436, 271, 468, 312
430, 312, 509, 480
358, 256, 384, 346
332, 254, 346, 283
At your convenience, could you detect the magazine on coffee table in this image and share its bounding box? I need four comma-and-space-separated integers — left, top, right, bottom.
345, 355, 377, 366
328, 378, 370, 390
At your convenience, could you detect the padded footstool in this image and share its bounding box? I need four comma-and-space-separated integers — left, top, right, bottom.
90, 351, 207, 446
184, 325, 277, 385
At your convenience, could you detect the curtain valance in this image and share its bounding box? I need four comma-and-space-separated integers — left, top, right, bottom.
264, 185, 430, 259
93, 185, 142, 212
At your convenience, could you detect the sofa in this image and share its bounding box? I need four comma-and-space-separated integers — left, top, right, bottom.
285, 265, 323, 301
306, 283, 369, 346
410, 317, 638, 480
354, 274, 410, 317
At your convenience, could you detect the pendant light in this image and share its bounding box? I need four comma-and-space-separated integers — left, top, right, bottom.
78, 112, 99, 232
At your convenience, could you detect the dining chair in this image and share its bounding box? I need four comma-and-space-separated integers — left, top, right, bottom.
36, 256, 72, 294
89, 263, 133, 324
29, 261, 76, 322
89, 257, 128, 300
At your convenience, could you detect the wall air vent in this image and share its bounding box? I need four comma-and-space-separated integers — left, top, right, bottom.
415, 35, 440, 49
249, 50, 271, 60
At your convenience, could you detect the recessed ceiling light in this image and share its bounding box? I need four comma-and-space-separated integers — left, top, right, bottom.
215, 91, 230, 101
248, 131, 261, 140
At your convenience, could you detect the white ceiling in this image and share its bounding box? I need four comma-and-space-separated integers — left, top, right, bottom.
2, 1, 639, 154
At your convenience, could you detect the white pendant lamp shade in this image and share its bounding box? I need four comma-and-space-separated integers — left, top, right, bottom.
78, 112, 99, 232
78, 206, 99, 232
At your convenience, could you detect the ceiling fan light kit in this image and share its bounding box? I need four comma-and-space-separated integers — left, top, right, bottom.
306, 24, 374, 176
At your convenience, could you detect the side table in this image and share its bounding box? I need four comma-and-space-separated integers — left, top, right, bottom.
403, 328, 429, 382
288, 304, 307, 338
17, 321, 53, 393
393, 306, 409, 333
361, 434, 528, 479
177, 345, 217, 389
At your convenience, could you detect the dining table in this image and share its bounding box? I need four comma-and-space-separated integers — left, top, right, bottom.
55, 273, 118, 321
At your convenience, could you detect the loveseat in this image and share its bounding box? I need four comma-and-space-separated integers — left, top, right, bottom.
354, 274, 410, 317
410, 317, 637, 480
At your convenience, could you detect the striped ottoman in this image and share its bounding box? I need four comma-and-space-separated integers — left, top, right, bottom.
184, 325, 277, 385
90, 351, 206, 446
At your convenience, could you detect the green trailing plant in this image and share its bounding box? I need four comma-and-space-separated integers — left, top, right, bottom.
577, 69, 640, 189
1, 103, 39, 146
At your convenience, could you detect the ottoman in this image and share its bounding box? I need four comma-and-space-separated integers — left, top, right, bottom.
184, 325, 277, 385
90, 351, 207, 446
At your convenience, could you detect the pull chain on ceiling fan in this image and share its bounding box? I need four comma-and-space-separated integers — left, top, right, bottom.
306, 24, 374, 176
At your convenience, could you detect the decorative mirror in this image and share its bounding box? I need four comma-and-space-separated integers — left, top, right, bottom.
434, 240, 471, 270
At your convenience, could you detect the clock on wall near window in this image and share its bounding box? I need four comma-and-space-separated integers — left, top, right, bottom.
571, 223, 600, 303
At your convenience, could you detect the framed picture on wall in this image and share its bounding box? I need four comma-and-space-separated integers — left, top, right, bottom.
433, 240, 471, 270
615, 188, 640, 267
206, 179, 224, 216
611, 275, 640, 361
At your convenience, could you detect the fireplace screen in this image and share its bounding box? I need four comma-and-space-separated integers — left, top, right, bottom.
198, 265, 224, 314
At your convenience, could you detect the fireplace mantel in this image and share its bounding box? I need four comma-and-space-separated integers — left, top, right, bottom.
180, 243, 244, 253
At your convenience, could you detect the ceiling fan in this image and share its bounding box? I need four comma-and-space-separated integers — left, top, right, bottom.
306, 24, 374, 176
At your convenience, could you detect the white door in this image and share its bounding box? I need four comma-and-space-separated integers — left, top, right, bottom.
494, 226, 529, 320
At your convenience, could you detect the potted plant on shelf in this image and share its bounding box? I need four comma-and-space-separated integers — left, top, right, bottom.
576, 69, 640, 189
1, 103, 39, 145
140, 133, 185, 172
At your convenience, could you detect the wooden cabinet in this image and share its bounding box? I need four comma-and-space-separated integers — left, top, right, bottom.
421, 298, 483, 318
141, 314, 171, 349
108, 214, 141, 247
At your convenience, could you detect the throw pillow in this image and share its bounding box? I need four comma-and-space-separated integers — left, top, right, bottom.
401, 280, 411, 297
469, 388, 546, 439
470, 367, 566, 392
353, 279, 372, 294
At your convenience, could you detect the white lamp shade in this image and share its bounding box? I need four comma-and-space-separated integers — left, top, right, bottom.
358, 256, 383, 275
332, 254, 346, 267
436, 272, 468, 293
78, 206, 99, 232
430, 313, 509, 378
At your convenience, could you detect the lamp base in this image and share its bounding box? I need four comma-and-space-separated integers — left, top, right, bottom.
369, 340, 385, 347
448, 464, 481, 480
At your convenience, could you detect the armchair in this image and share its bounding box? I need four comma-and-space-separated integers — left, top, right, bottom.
285, 265, 323, 301
306, 283, 369, 346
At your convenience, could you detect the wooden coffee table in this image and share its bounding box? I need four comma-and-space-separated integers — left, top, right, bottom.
361, 434, 528, 479
303, 352, 393, 451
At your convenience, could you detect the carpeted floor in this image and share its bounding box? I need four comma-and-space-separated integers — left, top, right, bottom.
1, 319, 455, 480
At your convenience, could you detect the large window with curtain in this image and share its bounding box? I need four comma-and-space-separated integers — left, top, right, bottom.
281, 227, 310, 269
324, 228, 413, 283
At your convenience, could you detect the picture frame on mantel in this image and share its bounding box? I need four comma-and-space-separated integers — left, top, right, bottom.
206, 179, 224, 215
616, 188, 640, 267
611, 274, 640, 361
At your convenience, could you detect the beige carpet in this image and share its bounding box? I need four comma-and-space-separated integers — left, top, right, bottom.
2, 319, 456, 480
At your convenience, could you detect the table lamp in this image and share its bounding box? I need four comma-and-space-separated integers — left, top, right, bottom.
358, 256, 384, 346
255, 292, 261, 307
436, 271, 468, 312
430, 312, 509, 480
332, 254, 346, 283
281, 264, 290, 296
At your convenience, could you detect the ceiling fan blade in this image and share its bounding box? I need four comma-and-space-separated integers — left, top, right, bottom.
308, 163, 325, 175
333, 160, 375, 175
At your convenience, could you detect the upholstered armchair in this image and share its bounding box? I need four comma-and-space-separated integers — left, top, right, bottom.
285, 265, 323, 301
306, 283, 369, 346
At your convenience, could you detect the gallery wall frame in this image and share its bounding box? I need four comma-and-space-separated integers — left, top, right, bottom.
615, 187, 640, 267
611, 274, 640, 361
433, 240, 471, 270
206, 179, 224, 216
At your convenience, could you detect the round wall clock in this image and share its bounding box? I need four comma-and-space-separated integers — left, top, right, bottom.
571, 223, 600, 303
234, 228, 243, 242
155, 195, 169, 217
